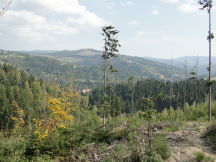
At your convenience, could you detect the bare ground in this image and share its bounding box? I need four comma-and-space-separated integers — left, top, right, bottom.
163, 122, 216, 162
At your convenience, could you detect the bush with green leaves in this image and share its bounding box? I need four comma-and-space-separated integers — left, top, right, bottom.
204, 122, 216, 150
158, 102, 216, 122
194, 152, 213, 162
0, 136, 26, 162
152, 134, 171, 160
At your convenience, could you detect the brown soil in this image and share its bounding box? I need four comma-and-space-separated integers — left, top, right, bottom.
164, 122, 216, 162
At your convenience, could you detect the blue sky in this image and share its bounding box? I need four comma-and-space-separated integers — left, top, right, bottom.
0, 0, 215, 58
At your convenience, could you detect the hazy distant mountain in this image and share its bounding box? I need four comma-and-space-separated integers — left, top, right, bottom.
0, 50, 74, 86
27, 49, 184, 80
0, 49, 185, 88
147, 56, 216, 78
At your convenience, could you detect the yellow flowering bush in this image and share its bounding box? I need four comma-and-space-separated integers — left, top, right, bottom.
33, 94, 74, 139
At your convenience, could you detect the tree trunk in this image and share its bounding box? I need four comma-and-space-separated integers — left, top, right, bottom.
208, 8, 212, 122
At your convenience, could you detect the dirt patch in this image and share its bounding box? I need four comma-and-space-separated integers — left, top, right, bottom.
163, 122, 216, 162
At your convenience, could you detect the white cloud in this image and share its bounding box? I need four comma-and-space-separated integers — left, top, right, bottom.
0, 10, 77, 40
107, 2, 117, 9
161, 0, 179, 4
178, 0, 199, 13
0, 0, 107, 40
67, 14, 107, 27
152, 10, 159, 15
120, 1, 136, 6
17, 0, 107, 27
128, 20, 139, 25
161, 0, 199, 13
136, 31, 153, 36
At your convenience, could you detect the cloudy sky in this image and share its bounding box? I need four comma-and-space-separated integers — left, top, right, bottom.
0, 0, 215, 58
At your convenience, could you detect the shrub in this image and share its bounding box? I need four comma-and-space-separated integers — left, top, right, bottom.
164, 125, 179, 132
194, 152, 213, 162
0, 136, 26, 162
153, 134, 171, 160
204, 123, 216, 150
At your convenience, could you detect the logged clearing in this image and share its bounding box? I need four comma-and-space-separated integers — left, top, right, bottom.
163, 122, 216, 162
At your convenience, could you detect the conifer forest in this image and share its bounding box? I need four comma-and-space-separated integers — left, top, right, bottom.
1, 0, 216, 162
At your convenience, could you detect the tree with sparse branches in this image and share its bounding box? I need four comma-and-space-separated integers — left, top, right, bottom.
0, 0, 12, 17
102, 25, 121, 90
198, 0, 213, 121
101, 25, 120, 124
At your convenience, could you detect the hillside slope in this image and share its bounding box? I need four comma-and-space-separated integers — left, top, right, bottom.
0, 49, 184, 88
27, 49, 184, 81
0, 50, 74, 86
147, 56, 216, 78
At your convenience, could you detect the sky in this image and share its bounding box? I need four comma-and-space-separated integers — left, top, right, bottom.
0, 0, 215, 58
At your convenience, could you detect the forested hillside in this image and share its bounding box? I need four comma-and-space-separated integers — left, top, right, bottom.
0, 65, 215, 161
0, 50, 74, 87
147, 56, 216, 77
1, 0, 216, 160
26, 49, 185, 82
0, 63, 88, 131
89, 79, 212, 113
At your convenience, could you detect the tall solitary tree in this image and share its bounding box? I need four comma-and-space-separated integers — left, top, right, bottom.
199, 0, 213, 121
102, 26, 120, 90
101, 25, 120, 124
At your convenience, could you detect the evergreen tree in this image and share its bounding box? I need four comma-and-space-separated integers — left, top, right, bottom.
101, 25, 121, 123
199, 0, 214, 121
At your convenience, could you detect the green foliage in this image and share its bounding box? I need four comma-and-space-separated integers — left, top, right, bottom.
0, 51, 75, 88
143, 152, 162, 162
0, 50, 186, 88
0, 136, 26, 162
194, 152, 213, 162
163, 125, 179, 132
152, 134, 171, 160
157, 102, 216, 122
0, 64, 51, 130
100, 143, 132, 162
102, 26, 121, 60
204, 123, 216, 150
0, 111, 172, 161
90, 79, 212, 114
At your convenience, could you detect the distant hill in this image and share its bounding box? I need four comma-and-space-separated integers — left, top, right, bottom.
0, 50, 74, 86
27, 49, 185, 80
0, 49, 185, 88
147, 56, 216, 78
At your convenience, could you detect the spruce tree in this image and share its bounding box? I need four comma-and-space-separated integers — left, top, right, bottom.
199, 0, 213, 121
101, 25, 120, 123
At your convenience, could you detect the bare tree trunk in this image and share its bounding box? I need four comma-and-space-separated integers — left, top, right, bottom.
170, 57, 173, 108
196, 55, 199, 104
170, 83, 172, 108
177, 87, 179, 108
208, 8, 212, 122
184, 57, 187, 106
103, 36, 107, 126
104, 60, 107, 91
132, 87, 134, 114
109, 87, 112, 115
103, 110, 106, 125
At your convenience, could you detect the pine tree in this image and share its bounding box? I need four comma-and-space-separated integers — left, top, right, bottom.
101, 25, 121, 123
199, 0, 214, 121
